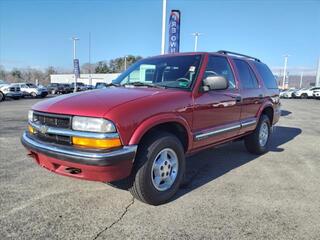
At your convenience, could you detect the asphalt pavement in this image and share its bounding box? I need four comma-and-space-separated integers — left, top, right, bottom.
0, 98, 319, 240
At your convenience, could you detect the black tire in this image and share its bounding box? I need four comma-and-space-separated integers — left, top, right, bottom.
31, 92, 37, 98
128, 132, 185, 205
0, 92, 4, 102
244, 114, 271, 155
301, 93, 308, 99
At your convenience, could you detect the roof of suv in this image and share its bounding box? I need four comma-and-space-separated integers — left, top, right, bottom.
152, 50, 262, 63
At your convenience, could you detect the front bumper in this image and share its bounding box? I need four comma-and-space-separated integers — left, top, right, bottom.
5, 92, 22, 98
21, 132, 137, 182
36, 91, 48, 96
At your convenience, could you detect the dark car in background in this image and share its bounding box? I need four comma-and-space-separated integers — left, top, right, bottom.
95, 82, 108, 89
86, 84, 94, 90
47, 83, 73, 94
70, 82, 86, 92
47, 83, 64, 94
62, 84, 72, 94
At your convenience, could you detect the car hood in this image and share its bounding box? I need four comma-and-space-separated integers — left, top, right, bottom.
0, 84, 9, 89
32, 87, 167, 117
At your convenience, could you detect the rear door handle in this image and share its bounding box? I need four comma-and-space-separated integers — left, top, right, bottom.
235, 96, 242, 102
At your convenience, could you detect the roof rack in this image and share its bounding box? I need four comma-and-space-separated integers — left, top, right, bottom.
217, 50, 261, 62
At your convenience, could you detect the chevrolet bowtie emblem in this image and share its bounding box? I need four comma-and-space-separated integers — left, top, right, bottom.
40, 125, 48, 134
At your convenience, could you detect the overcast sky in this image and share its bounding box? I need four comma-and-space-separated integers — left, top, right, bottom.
0, 0, 319, 72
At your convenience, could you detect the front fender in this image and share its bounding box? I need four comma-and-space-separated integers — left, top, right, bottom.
128, 113, 193, 152
257, 99, 280, 125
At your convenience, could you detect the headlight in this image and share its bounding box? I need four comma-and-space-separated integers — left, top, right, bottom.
72, 116, 116, 133
28, 110, 34, 122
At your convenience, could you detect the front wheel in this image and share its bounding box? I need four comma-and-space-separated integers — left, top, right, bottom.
244, 115, 271, 155
129, 132, 185, 205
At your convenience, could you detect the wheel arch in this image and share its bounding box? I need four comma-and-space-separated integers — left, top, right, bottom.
128, 114, 192, 152
258, 103, 274, 124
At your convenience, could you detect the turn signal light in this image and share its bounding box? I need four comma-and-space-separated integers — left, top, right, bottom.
28, 125, 35, 134
72, 137, 122, 149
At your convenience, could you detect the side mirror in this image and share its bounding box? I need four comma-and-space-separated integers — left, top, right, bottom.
202, 75, 229, 92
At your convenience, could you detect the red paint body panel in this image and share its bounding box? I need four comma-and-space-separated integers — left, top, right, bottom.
27, 52, 280, 182
28, 150, 132, 182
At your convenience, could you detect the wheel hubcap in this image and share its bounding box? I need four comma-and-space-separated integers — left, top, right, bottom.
151, 148, 178, 191
259, 122, 269, 147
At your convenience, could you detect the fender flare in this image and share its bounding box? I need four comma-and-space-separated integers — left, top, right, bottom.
128, 113, 193, 151
257, 101, 274, 119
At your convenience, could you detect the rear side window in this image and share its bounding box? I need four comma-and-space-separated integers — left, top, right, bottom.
254, 62, 278, 89
234, 59, 259, 89
204, 56, 236, 89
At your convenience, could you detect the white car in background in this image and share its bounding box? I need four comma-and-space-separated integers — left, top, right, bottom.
313, 90, 320, 99
280, 89, 297, 98
0, 80, 23, 101
13, 83, 48, 98
292, 87, 320, 99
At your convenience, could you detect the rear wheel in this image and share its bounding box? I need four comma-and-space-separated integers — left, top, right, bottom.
129, 132, 185, 205
301, 93, 308, 99
0, 92, 4, 102
244, 114, 271, 155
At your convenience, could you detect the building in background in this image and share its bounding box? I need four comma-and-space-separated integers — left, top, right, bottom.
50, 73, 120, 86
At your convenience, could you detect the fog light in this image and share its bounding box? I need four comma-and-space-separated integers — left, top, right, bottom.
28, 125, 35, 134
72, 137, 121, 149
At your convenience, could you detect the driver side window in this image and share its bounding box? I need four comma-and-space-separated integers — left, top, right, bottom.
204, 56, 236, 89
122, 64, 156, 83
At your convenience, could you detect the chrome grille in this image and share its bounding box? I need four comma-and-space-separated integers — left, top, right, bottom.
32, 112, 72, 146
35, 132, 71, 145
33, 112, 71, 129
9, 86, 20, 92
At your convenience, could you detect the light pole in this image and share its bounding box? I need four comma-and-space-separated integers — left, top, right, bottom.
72, 37, 79, 92
192, 32, 202, 52
316, 57, 320, 87
282, 55, 289, 89
124, 56, 128, 71
88, 32, 92, 86
299, 71, 304, 89
161, 0, 167, 55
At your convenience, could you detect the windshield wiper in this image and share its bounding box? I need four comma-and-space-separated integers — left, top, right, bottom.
122, 82, 166, 89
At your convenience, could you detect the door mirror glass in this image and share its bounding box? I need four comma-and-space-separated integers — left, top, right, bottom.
202, 75, 229, 91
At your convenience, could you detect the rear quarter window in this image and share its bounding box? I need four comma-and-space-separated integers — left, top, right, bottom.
253, 62, 278, 89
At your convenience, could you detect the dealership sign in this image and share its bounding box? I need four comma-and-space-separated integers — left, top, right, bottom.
73, 59, 80, 78
168, 10, 181, 53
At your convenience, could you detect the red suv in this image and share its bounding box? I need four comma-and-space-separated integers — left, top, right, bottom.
22, 51, 280, 205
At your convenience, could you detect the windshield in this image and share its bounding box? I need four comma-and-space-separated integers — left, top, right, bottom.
113, 55, 202, 89
26, 83, 37, 88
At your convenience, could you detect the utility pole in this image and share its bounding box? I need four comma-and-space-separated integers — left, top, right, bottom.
282, 55, 289, 89
124, 56, 127, 71
72, 37, 79, 92
89, 32, 92, 85
299, 71, 304, 89
192, 32, 202, 52
161, 0, 167, 55
88, 32, 92, 86
316, 57, 320, 87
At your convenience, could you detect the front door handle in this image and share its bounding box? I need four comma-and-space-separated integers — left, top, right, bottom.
235, 96, 242, 102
